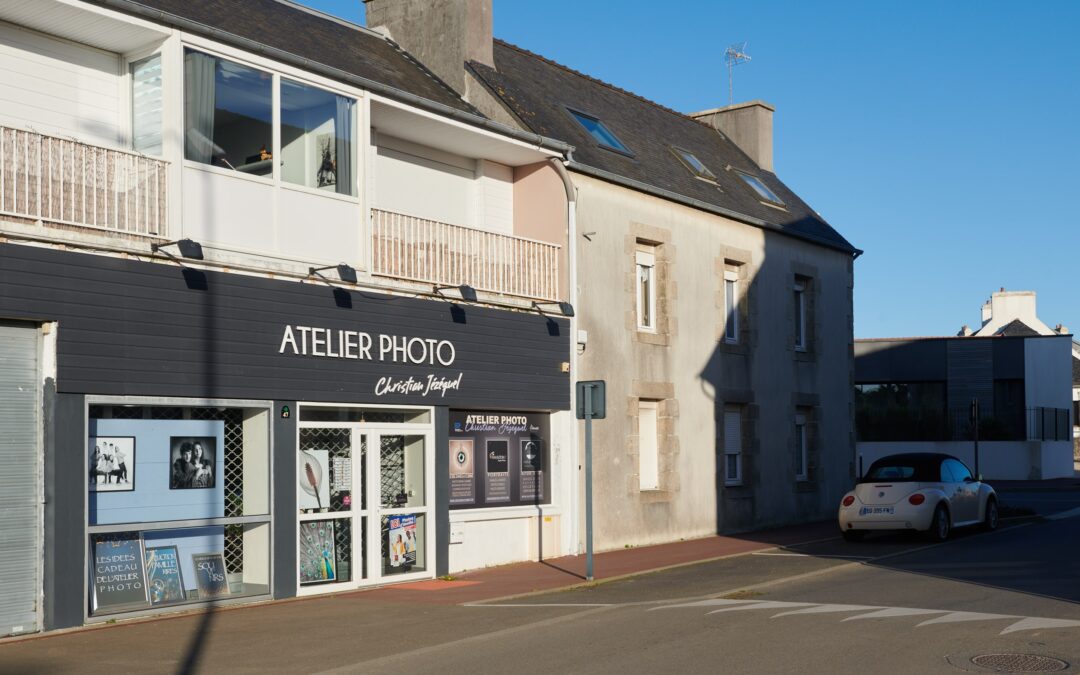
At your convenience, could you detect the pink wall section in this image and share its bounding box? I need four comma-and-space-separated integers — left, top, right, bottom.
513, 162, 568, 300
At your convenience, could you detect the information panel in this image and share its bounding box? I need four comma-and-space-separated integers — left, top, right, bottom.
448, 411, 550, 509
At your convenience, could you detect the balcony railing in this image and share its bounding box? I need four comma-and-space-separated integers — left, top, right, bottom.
0, 126, 168, 238
371, 208, 560, 302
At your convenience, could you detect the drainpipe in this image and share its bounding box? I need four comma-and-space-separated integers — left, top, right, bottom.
548, 156, 581, 555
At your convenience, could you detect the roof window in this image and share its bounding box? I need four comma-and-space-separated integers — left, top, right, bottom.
735, 170, 784, 205
568, 108, 632, 155
671, 147, 716, 181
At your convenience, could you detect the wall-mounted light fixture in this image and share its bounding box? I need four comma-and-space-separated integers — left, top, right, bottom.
151, 238, 204, 261
433, 283, 478, 303
532, 300, 575, 317
308, 264, 358, 284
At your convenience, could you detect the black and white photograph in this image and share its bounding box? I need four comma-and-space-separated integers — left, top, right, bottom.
169, 437, 216, 490
88, 437, 135, 492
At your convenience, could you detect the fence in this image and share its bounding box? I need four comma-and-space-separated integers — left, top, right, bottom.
371, 208, 560, 302
0, 125, 168, 237
1027, 406, 1071, 442
856, 406, 1070, 443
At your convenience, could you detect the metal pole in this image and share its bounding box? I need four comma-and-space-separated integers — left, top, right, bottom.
584, 385, 594, 582
972, 398, 980, 480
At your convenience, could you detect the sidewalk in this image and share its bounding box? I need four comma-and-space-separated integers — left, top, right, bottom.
356, 519, 839, 605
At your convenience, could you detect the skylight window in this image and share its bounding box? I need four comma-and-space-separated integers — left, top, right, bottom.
736, 171, 784, 205
671, 147, 716, 181
568, 108, 632, 155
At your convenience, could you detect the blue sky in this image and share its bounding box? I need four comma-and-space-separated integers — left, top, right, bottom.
300, 0, 1079, 338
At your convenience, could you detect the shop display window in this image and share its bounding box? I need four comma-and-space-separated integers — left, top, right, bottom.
87, 404, 271, 618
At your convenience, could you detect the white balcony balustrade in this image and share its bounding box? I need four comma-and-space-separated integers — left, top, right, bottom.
371, 208, 560, 302
0, 126, 168, 238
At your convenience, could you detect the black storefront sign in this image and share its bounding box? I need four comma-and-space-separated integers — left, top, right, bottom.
91, 534, 149, 612
449, 410, 550, 509
0, 244, 570, 410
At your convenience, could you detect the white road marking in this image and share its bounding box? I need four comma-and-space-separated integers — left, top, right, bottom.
771, 604, 879, 617
1000, 617, 1080, 634
1046, 506, 1080, 520
650, 599, 754, 611
916, 612, 1015, 627
842, 607, 945, 621
465, 603, 614, 608
706, 601, 814, 614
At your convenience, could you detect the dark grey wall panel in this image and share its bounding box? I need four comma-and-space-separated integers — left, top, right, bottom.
44, 393, 86, 631
272, 401, 297, 599
993, 337, 1026, 379
434, 406, 449, 577
0, 244, 570, 410
854, 339, 947, 382
947, 339, 993, 412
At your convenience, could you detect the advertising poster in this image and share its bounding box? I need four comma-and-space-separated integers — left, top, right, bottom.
448, 411, 550, 509
299, 520, 338, 584
448, 439, 475, 505
89, 437, 135, 492
485, 440, 511, 502
519, 439, 544, 501
191, 552, 231, 599
145, 545, 186, 605
387, 514, 417, 568
91, 533, 149, 611
298, 449, 331, 511
169, 437, 217, 489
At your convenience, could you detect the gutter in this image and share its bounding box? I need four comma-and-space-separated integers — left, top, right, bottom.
88, 0, 573, 157
568, 161, 863, 257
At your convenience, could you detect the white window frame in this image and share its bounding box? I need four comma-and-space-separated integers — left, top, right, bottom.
636, 249, 657, 332
638, 400, 660, 490
724, 270, 739, 343
794, 280, 807, 351
795, 414, 808, 481
723, 409, 742, 486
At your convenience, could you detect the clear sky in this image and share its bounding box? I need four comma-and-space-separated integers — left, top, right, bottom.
299, 0, 1079, 339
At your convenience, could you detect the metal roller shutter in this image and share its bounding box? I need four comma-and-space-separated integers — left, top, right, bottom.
0, 323, 41, 636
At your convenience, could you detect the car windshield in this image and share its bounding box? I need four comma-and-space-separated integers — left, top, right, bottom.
860, 456, 939, 483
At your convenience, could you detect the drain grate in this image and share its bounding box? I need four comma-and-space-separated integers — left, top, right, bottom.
971, 653, 1068, 673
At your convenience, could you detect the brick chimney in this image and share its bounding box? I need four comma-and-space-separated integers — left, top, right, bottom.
364, 0, 494, 96
690, 100, 774, 172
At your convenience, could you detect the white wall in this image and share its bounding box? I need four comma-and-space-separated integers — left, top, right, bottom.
857, 440, 1074, 480
0, 22, 122, 148
448, 508, 560, 573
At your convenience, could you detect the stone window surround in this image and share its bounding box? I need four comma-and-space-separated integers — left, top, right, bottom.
791, 262, 819, 362
626, 223, 675, 347
715, 245, 753, 354
625, 380, 679, 502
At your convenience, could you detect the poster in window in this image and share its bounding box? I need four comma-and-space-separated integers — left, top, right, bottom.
299, 520, 337, 584
145, 545, 186, 605
89, 437, 135, 492
448, 439, 475, 505
169, 437, 216, 489
298, 449, 330, 511
519, 439, 544, 502
387, 514, 417, 568
485, 439, 511, 503
191, 552, 230, 599
316, 133, 336, 188
91, 533, 149, 612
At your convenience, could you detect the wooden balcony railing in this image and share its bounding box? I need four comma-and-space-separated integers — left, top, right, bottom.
0, 125, 168, 237
371, 208, 561, 302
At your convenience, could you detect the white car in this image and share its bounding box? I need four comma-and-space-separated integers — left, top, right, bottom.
838, 453, 998, 542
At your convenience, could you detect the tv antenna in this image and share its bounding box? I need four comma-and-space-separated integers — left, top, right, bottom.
725, 43, 752, 105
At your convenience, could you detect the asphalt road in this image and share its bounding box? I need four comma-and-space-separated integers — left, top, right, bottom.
4, 488, 1079, 674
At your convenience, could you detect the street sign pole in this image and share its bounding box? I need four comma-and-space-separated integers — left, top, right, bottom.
584, 391, 594, 581
971, 398, 981, 479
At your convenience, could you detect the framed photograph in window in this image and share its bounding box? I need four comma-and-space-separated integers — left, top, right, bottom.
169, 437, 216, 490
89, 436, 135, 492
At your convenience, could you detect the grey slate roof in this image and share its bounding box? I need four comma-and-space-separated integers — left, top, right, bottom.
95, 0, 475, 115
995, 319, 1041, 337
469, 40, 857, 254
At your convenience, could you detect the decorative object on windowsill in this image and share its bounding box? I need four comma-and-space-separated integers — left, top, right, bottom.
191, 552, 230, 599
299, 449, 328, 511
316, 133, 336, 188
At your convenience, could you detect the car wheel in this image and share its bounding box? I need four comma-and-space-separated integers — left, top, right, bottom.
842, 530, 865, 542
928, 504, 950, 542
983, 497, 999, 531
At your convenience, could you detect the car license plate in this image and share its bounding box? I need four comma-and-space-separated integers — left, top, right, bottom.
859, 506, 894, 516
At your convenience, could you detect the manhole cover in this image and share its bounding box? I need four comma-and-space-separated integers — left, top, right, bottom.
971, 653, 1068, 672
